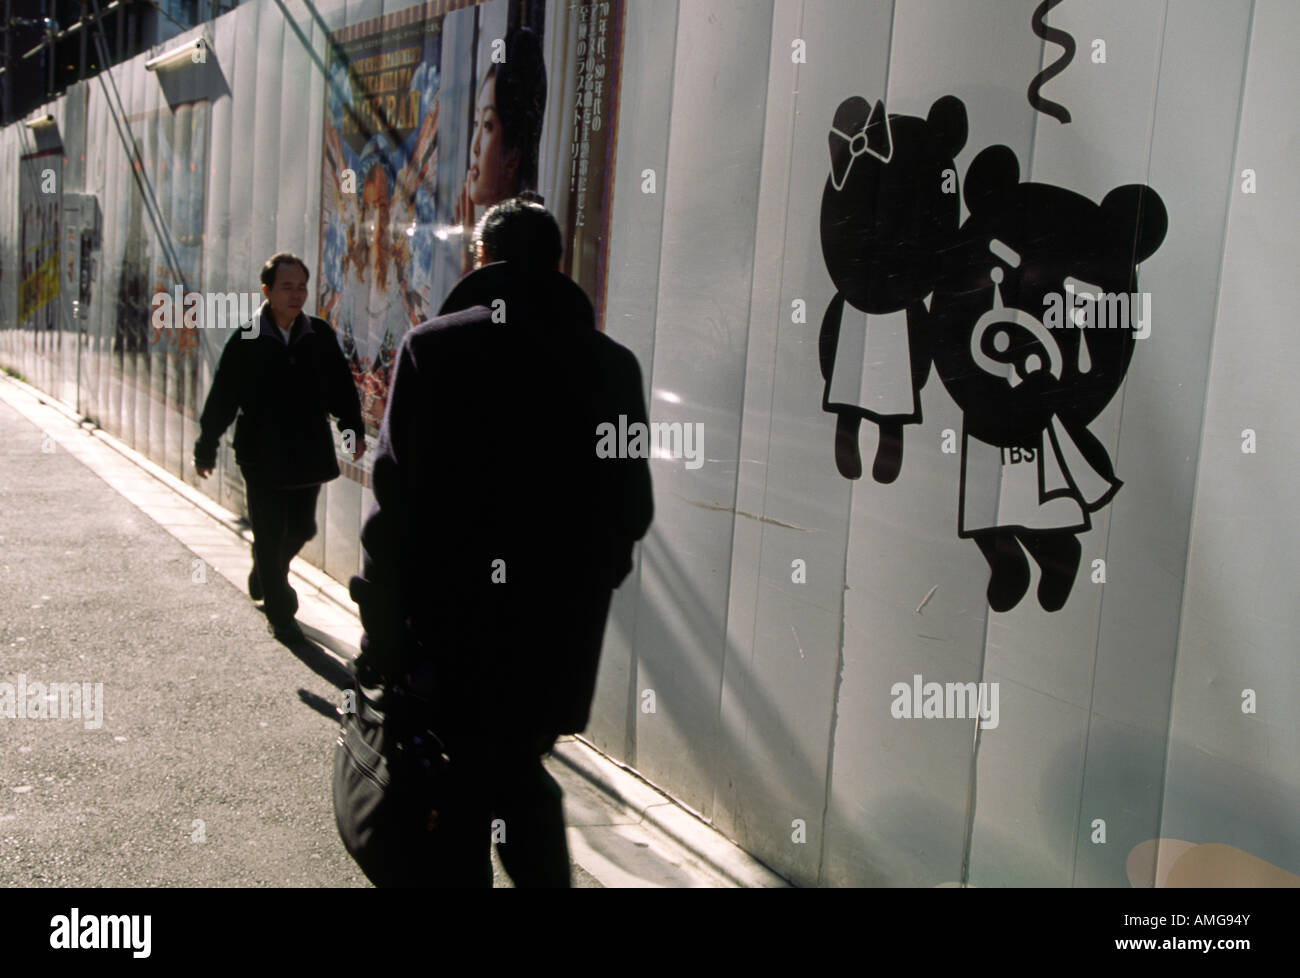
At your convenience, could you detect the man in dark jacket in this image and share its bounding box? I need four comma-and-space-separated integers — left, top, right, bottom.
194, 253, 365, 642
349, 199, 653, 886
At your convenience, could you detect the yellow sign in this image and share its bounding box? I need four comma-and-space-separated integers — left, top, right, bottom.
19, 251, 60, 322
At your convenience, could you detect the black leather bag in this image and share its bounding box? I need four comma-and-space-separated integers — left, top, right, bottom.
332, 673, 451, 887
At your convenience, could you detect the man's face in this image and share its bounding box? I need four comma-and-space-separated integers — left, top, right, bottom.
262, 262, 308, 324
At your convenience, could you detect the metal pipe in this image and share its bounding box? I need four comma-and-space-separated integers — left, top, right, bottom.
45, 0, 53, 99
79, 6, 88, 84
3, 0, 12, 125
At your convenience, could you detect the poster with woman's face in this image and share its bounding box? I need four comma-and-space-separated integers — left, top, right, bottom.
317, 0, 625, 470
18, 150, 62, 331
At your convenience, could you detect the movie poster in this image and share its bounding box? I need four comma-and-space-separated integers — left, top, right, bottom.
18, 149, 62, 333
114, 102, 209, 426
317, 0, 626, 480
145, 102, 209, 369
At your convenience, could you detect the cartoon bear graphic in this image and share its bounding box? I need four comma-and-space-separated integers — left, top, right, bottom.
819, 95, 967, 482
927, 145, 1168, 612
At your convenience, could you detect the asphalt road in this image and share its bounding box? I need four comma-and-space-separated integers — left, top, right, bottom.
0, 395, 598, 887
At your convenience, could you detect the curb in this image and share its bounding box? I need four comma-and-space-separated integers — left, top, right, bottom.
551, 738, 790, 888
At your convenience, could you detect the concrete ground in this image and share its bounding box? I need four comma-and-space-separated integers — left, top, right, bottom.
0, 371, 786, 889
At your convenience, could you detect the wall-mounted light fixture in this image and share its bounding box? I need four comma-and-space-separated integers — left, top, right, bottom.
144, 38, 207, 72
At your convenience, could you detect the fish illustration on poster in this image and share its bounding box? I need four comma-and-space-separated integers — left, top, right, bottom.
817, 3, 1168, 613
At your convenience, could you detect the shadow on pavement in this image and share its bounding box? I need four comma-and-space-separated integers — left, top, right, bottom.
300, 621, 361, 665
298, 687, 342, 723
280, 633, 354, 691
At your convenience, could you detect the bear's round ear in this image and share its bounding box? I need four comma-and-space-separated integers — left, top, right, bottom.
927, 95, 968, 158
1100, 184, 1169, 263
828, 96, 871, 171
831, 96, 871, 137
964, 145, 1019, 212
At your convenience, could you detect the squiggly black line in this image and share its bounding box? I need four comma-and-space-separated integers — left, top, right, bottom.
1027, 0, 1075, 124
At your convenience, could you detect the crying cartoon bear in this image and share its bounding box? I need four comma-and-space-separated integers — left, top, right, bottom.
818, 98, 1168, 612
929, 145, 1167, 612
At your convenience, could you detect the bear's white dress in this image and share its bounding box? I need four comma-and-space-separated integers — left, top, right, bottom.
825, 303, 919, 422
959, 415, 1120, 535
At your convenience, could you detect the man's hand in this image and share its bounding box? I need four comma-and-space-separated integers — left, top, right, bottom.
196, 464, 213, 479
352, 438, 366, 463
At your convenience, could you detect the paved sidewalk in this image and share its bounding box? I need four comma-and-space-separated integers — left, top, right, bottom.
0, 372, 786, 888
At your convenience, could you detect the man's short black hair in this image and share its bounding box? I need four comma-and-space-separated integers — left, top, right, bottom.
260, 252, 310, 288
474, 197, 563, 271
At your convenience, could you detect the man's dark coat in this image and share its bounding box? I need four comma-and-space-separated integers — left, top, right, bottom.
194, 304, 364, 488
349, 262, 654, 743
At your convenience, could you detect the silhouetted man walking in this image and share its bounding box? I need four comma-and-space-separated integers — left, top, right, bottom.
349, 199, 653, 886
195, 253, 365, 642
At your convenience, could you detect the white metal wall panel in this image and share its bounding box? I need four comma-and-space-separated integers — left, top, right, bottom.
1165, 0, 1300, 882
589, 0, 681, 762
630, 0, 775, 819
1073, 0, 1254, 889
711, 0, 845, 888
